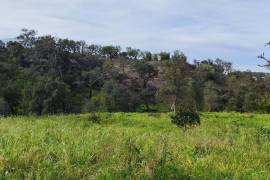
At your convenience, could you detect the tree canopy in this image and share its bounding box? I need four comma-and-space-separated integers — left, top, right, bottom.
0, 29, 269, 115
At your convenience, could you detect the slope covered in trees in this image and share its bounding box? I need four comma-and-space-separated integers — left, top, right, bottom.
0, 29, 269, 115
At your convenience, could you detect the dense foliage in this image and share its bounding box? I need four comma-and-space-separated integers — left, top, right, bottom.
171, 111, 200, 127
0, 29, 269, 115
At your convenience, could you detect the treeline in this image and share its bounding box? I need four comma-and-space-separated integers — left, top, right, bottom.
0, 29, 269, 115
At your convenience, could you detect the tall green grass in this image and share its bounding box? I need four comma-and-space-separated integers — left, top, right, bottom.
0, 112, 270, 179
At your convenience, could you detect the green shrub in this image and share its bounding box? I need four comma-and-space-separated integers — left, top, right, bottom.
88, 113, 101, 124
171, 111, 200, 127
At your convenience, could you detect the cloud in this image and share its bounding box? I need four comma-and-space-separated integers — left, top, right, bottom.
0, 0, 269, 72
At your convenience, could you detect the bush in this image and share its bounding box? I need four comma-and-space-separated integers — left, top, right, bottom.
88, 113, 101, 124
171, 111, 200, 127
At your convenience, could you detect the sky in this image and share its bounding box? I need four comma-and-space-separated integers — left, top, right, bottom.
0, 0, 270, 72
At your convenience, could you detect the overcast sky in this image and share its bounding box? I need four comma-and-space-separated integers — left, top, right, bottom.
0, 0, 270, 72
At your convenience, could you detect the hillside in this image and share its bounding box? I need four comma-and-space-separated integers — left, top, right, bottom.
0, 113, 270, 179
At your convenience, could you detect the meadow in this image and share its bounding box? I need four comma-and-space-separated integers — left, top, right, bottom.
0, 112, 270, 179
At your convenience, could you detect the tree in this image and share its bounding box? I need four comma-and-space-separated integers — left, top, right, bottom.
126, 47, 140, 60
135, 61, 158, 88
101, 46, 121, 60
161, 51, 200, 126
29, 78, 75, 115
1, 29, 270, 116
203, 81, 221, 112
17, 29, 37, 48
142, 51, 152, 61
193, 59, 229, 112
103, 80, 132, 112
259, 91, 270, 113
0, 40, 5, 49
161, 52, 191, 111
258, 41, 270, 68
159, 52, 170, 61
134, 61, 158, 111
0, 98, 10, 116
139, 86, 157, 111
6, 41, 27, 67
3, 84, 21, 114
87, 44, 101, 56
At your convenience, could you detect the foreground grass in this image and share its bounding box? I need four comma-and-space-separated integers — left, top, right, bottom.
0, 113, 270, 179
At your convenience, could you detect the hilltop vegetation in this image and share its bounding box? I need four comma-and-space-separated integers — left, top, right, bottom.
0, 113, 270, 179
1, 29, 270, 116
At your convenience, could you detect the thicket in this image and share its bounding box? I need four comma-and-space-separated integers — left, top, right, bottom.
0, 29, 270, 116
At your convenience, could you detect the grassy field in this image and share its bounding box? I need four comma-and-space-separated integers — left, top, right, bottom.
0, 113, 270, 179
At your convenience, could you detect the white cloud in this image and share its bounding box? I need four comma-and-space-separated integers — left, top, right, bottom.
0, 0, 269, 71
